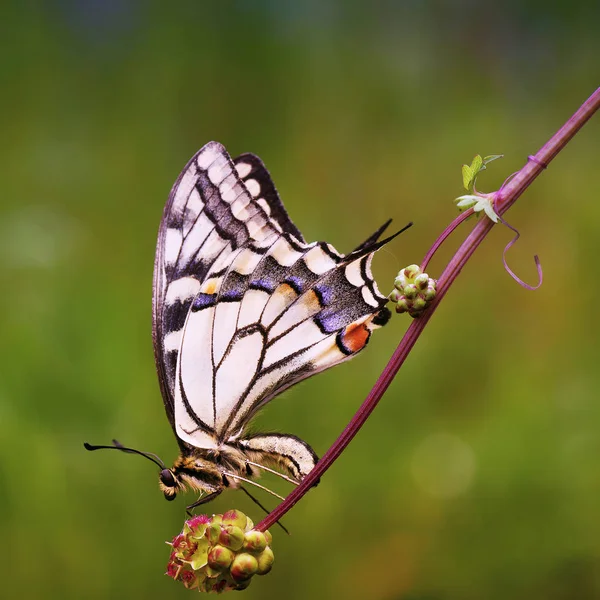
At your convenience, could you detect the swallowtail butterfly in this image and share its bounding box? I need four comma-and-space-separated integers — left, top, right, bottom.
87, 142, 403, 507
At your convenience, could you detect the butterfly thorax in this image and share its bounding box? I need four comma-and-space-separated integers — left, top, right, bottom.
160, 443, 257, 499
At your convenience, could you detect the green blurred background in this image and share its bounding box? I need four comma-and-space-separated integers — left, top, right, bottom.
1, 2, 599, 599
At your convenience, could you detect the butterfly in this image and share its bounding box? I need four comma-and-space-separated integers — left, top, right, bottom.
86, 142, 404, 508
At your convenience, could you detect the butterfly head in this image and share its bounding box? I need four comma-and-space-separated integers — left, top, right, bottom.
159, 468, 179, 500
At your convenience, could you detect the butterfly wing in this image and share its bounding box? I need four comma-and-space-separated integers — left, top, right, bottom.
154, 142, 397, 451
152, 142, 295, 441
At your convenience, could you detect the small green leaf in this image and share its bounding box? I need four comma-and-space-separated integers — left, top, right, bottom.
483, 154, 503, 165
462, 155, 490, 192
470, 154, 483, 174
462, 164, 473, 191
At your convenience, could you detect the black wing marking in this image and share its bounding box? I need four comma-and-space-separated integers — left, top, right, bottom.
233, 153, 306, 243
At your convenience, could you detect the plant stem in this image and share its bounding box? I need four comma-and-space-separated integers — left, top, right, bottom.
255, 86, 600, 533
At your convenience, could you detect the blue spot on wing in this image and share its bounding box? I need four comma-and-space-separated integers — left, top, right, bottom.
315, 308, 346, 333
315, 301, 372, 334
313, 283, 333, 306
192, 293, 217, 311
249, 276, 277, 293
221, 289, 244, 302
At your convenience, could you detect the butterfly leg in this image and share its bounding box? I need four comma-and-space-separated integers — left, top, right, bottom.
186, 490, 222, 513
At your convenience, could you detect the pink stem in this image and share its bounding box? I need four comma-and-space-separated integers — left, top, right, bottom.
421, 209, 473, 272
255, 86, 600, 533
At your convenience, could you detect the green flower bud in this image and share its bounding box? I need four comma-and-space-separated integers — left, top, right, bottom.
403, 264, 421, 280
414, 273, 430, 290
219, 524, 245, 551
395, 298, 409, 313
388, 288, 401, 303
264, 530, 273, 546
403, 284, 418, 299
243, 530, 267, 553
423, 285, 437, 301
394, 275, 405, 290
222, 509, 248, 530
412, 297, 427, 312
256, 546, 275, 575
207, 545, 235, 571
230, 553, 259, 582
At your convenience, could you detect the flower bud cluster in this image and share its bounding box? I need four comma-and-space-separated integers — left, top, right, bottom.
389, 264, 437, 318
166, 509, 274, 593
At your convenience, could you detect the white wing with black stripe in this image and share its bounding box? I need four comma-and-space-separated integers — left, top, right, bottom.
152, 142, 397, 451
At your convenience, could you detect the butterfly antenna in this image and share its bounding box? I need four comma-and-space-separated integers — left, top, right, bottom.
240, 486, 290, 535
221, 471, 285, 501
84, 439, 167, 470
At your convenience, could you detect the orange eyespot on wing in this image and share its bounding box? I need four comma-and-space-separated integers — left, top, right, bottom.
336, 321, 371, 355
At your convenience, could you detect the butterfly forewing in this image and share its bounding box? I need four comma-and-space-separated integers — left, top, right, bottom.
153, 142, 394, 452
153, 143, 290, 434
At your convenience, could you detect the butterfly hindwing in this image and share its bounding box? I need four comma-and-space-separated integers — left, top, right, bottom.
212, 244, 392, 439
